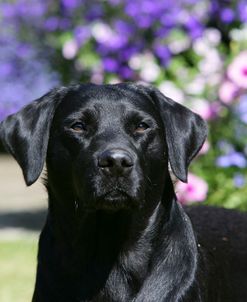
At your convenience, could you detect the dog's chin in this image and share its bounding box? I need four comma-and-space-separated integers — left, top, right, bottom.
93, 191, 139, 211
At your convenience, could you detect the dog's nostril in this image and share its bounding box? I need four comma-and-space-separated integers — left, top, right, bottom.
121, 156, 133, 168
98, 149, 134, 174
98, 156, 115, 168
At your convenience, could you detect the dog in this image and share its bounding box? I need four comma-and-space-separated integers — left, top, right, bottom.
0, 83, 246, 302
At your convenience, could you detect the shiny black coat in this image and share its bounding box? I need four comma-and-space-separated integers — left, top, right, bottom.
0, 83, 246, 302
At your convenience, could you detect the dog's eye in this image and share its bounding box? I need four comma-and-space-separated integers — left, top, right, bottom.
135, 122, 149, 134
71, 122, 87, 132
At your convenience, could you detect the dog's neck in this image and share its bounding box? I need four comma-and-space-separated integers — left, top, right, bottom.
43, 178, 198, 300
44, 175, 179, 265
46, 190, 166, 256
43, 187, 166, 299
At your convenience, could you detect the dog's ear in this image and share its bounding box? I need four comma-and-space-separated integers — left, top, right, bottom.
0, 87, 67, 186
148, 86, 207, 183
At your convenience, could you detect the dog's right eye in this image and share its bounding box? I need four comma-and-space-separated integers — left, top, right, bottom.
70, 122, 87, 132
134, 122, 150, 134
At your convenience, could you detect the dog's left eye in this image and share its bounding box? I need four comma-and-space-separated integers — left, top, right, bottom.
135, 122, 150, 134
70, 122, 87, 132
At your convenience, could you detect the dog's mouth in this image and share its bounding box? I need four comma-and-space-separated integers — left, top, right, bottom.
75, 172, 143, 211
94, 189, 132, 210
81, 187, 138, 211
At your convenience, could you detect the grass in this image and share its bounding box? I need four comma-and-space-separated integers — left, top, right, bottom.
0, 239, 38, 302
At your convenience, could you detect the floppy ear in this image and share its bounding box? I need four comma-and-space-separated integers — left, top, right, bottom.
0, 87, 67, 186
149, 87, 207, 183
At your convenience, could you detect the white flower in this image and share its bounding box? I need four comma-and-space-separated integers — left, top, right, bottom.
198, 49, 223, 76
193, 29, 221, 56
192, 1, 209, 20
207, 73, 222, 87
186, 76, 206, 95
168, 37, 190, 54
159, 81, 185, 104
108, 77, 121, 84
204, 28, 221, 46
193, 37, 211, 56
128, 54, 143, 70
91, 22, 115, 44
230, 25, 247, 42
62, 39, 78, 59
138, 53, 161, 82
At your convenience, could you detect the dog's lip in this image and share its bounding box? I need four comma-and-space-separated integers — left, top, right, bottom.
94, 189, 136, 211
100, 188, 130, 200
77, 188, 139, 211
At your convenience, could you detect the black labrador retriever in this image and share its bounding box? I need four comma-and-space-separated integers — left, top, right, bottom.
0, 83, 246, 302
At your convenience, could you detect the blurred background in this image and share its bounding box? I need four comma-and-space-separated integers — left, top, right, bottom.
0, 0, 246, 301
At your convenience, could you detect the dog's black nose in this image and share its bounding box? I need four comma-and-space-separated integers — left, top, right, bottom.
98, 149, 134, 176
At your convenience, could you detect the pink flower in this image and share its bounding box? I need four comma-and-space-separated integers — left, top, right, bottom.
190, 99, 211, 120
218, 80, 239, 104
191, 99, 220, 120
227, 51, 247, 89
176, 173, 208, 205
198, 140, 210, 155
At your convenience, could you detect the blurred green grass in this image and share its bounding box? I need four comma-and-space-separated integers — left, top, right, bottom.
0, 239, 37, 302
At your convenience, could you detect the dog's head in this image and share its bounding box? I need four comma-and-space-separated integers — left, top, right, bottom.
0, 83, 207, 211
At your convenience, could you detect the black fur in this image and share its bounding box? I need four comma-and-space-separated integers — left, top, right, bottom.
0, 83, 246, 302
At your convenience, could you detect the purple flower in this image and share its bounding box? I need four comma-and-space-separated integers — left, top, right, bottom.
217, 141, 234, 153
85, 4, 104, 21
154, 44, 170, 59
108, 0, 122, 5
136, 15, 153, 29
210, 0, 220, 15
119, 66, 134, 79
17, 1, 46, 18
0, 34, 59, 121
233, 173, 246, 188
238, 0, 247, 22
235, 95, 247, 124
118, 46, 139, 61
61, 0, 79, 10
114, 20, 135, 37
230, 152, 246, 167
74, 26, 91, 46
0, 63, 14, 77
155, 26, 170, 38
0, 3, 17, 18
124, 2, 140, 17
1, 0, 247, 126
153, 44, 171, 66
220, 8, 235, 23
216, 152, 247, 168
103, 57, 119, 73
184, 16, 204, 40
59, 18, 71, 30
1, 0, 47, 26
43, 17, 60, 32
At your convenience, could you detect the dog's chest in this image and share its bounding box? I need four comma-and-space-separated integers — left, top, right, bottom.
74, 254, 148, 302
68, 242, 150, 302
